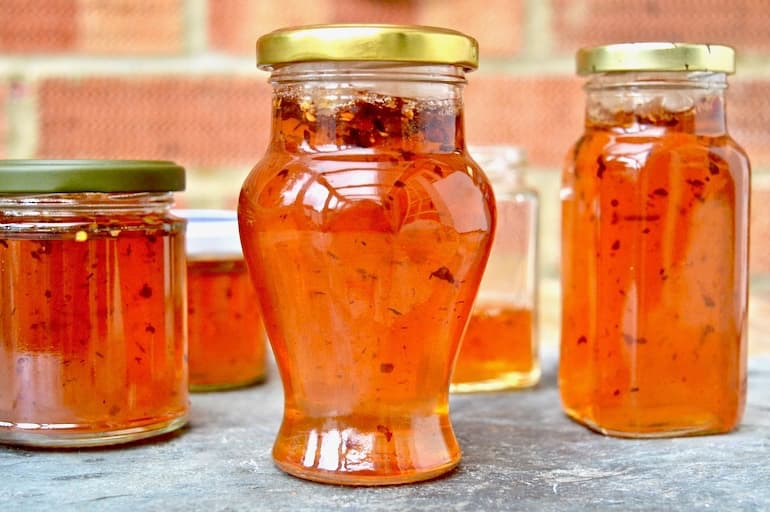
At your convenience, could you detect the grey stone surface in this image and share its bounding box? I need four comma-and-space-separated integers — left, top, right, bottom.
2, 351, 769, 511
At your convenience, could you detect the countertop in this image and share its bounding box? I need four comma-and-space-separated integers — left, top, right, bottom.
2, 345, 769, 511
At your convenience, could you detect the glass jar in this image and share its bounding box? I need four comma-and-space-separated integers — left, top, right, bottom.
560, 43, 750, 437
239, 25, 495, 485
0, 160, 188, 447
179, 210, 267, 391
452, 146, 539, 392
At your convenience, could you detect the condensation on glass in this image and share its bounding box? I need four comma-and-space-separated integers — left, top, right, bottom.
179, 210, 267, 391
451, 146, 539, 392
0, 160, 188, 447
560, 43, 750, 438
238, 25, 495, 485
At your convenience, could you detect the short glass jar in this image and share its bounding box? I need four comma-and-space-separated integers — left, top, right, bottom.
0, 160, 188, 447
451, 146, 539, 392
178, 210, 267, 391
239, 25, 495, 485
560, 43, 750, 437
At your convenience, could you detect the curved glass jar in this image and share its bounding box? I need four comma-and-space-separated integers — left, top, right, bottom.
239, 27, 495, 485
452, 146, 540, 392
561, 46, 750, 438
0, 160, 188, 447
179, 210, 267, 391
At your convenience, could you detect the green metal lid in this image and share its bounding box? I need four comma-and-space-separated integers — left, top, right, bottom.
0, 160, 186, 193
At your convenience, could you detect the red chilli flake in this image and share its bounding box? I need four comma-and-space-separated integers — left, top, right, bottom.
377, 424, 393, 442
429, 266, 455, 284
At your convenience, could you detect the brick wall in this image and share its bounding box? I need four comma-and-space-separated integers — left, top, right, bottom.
1, 0, 770, 276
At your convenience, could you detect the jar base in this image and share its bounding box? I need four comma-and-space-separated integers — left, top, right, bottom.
450, 366, 541, 393
271, 412, 461, 486
190, 373, 267, 392
274, 457, 459, 486
563, 408, 737, 438
0, 411, 189, 448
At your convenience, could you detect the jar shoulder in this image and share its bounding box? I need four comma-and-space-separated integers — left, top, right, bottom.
564, 130, 750, 182
240, 149, 495, 234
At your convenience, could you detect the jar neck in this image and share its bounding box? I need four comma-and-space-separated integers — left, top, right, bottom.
0, 192, 176, 217
584, 71, 728, 135
268, 62, 468, 154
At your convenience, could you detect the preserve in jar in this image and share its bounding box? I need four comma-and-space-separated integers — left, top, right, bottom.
239, 25, 495, 485
452, 146, 539, 392
560, 43, 750, 437
0, 160, 188, 447
179, 210, 267, 391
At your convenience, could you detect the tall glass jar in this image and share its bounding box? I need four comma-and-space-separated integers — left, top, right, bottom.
561, 43, 750, 437
452, 146, 539, 392
0, 160, 188, 447
239, 25, 495, 485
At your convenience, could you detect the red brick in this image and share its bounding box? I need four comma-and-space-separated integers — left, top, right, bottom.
209, 0, 335, 55
331, 0, 419, 24
464, 75, 584, 167
38, 77, 272, 169
730, 79, 770, 168
78, 0, 183, 55
553, 0, 770, 53
0, 81, 7, 157
210, 0, 520, 57
417, 0, 523, 57
0, 0, 182, 54
0, 0, 77, 52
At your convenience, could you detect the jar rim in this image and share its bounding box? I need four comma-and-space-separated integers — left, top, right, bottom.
0, 160, 186, 193
174, 209, 242, 258
576, 42, 735, 76
257, 24, 479, 71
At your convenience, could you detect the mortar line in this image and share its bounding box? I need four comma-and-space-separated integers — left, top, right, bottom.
185, 0, 209, 55
524, 0, 553, 59
2, 54, 770, 79
5, 78, 39, 158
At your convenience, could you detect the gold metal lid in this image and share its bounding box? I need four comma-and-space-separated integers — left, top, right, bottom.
576, 42, 735, 75
257, 24, 479, 70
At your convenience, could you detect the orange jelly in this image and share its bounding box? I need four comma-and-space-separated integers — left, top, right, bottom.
560, 44, 750, 437
239, 26, 494, 485
0, 161, 188, 447
187, 258, 266, 390
452, 305, 536, 389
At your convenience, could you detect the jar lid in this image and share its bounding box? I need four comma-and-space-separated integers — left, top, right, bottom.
257, 24, 479, 70
0, 160, 186, 193
576, 42, 735, 76
175, 209, 243, 259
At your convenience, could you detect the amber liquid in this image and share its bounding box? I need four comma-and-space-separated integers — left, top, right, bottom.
0, 217, 188, 446
560, 98, 749, 437
451, 304, 538, 391
239, 87, 494, 484
187, 258, 266, 391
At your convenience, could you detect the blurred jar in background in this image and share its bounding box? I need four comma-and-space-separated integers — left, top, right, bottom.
179, 210, 267, 391
451, 146, 540, 392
